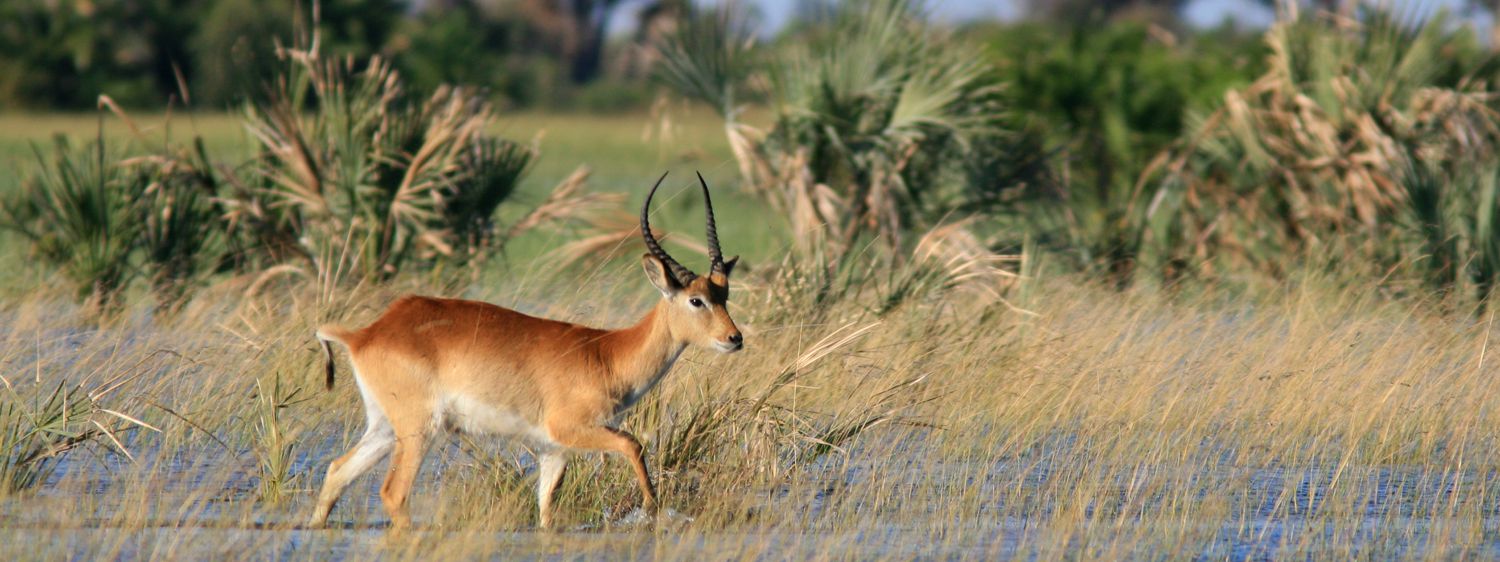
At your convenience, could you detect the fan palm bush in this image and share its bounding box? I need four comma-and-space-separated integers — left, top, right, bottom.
658, 0, 1033, 307
1152, 7, 1500, 284
232, 46, 536, 282
1, 113, 227, 315
1, 133, 141, 312
2, 117, 237, 311
129, 138, 225, 310
1399, 149, 1462, 293
1401, 158, 1500, 310
1471, 168, 1500, 306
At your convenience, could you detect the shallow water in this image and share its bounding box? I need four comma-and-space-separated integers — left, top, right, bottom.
3, 430, 1497, 561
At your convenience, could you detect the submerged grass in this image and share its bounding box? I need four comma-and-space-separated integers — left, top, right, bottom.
0, 258, 1495, 559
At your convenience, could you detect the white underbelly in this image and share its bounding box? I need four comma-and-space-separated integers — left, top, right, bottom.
439, 393, 553, 443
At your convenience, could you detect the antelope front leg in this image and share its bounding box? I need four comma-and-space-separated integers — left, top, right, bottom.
616, 429, 659, 515
547, 423, 658, 516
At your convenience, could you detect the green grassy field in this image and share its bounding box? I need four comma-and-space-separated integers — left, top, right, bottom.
1, 110, 1498, 560
0, 108, 751, 204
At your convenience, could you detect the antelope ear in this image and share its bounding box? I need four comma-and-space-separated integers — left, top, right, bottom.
642, 254, 682, 297
709, 256, 739, 287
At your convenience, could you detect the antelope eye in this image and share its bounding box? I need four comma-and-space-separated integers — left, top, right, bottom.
689, 298, 705, 308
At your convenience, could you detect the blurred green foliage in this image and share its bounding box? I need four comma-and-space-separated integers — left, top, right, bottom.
971, 20, 1263, 284
389, 1, 564, 109
0, 0, 647, 111
0, 0, 189, 108
0, 0, 406, 108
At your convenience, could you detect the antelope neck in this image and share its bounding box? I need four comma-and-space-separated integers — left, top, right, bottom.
601, 301, 686, 390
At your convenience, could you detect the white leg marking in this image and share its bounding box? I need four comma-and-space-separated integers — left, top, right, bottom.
536, 452, 567, 529
308, 363, 396, 527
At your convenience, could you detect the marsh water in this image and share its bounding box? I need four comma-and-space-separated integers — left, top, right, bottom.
2, 429, 1497, 560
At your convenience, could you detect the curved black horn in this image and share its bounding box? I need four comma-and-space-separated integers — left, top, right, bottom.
697, 171, 725, 275
642, 172, 697, 283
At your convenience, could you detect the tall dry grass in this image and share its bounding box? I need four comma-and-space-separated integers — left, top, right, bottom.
0, 256, 1494, 559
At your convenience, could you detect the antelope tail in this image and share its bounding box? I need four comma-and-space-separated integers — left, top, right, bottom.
315, 325, 350, 390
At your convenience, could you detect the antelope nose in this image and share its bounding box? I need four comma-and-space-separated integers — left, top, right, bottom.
728, 333, 743, 346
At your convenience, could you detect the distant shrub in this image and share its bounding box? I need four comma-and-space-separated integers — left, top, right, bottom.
974, 20, 1262, 285
0, 0, 190, 109
569, 80, 654, 113
190, 0, 401, 107
390, 6, 510, 105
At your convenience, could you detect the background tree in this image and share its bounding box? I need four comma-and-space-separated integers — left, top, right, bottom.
192, 0, 399, 107
513, 0, 623, 84
190, 0, 295, 106
0, 0, 207, 108
1026, 0, 1191, 26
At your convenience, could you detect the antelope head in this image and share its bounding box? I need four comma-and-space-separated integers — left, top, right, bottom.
640, 172, 743, 353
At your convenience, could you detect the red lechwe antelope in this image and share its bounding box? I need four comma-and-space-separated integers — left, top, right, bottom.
307, 172, 742, 530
